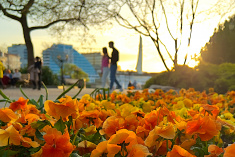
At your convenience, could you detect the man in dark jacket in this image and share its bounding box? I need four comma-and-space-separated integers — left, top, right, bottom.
109, 41, 123, 92
34, 56, 42, 90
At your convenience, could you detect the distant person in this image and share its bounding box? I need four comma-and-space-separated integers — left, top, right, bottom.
28, 63, 39, 90
0, 61, 6, 89
108, 41, 123, 91
101, 47, 110, 88
133, 80, 137, 89
2, 69, 12, 87
12, 69, 22, 87
34, 56, 42, 90
128, 81, 132, 87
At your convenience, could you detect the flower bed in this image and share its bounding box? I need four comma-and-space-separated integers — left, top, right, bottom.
0, 86, 234, 157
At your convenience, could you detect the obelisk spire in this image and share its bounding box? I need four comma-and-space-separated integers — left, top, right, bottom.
136, 35, 143, 74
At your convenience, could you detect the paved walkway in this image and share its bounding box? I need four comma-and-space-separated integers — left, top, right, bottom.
0, 87, 96, 107
0, 87, 136, 108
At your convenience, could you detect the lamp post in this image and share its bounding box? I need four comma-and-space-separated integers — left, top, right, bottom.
57, 54, 68, 85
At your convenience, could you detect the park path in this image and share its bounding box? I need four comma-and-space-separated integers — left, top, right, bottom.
0, 87, 95, 108
0, 87, 137, 108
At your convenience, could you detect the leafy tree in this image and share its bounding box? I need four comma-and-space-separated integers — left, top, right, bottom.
144, 62, 235, 93
109, 0, 235, 71
0, 0, 113, 67
201, 15, 235, 64
63, 63, 89, 81
20, 67, 28, 74
20, 66, 59, 85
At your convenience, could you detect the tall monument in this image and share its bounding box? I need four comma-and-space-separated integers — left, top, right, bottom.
136, 35, 143, 74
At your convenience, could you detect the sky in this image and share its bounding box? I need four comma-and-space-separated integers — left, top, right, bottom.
0, 1, 233, 73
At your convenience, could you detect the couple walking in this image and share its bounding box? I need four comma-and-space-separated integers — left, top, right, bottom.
101, 41, 123, 92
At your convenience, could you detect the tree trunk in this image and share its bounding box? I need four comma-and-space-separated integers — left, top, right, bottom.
21, 15, 34, 67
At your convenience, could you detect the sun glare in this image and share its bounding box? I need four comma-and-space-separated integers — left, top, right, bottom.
0, 0, 222, 73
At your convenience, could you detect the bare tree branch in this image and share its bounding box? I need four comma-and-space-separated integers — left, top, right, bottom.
0, 3, 21, 21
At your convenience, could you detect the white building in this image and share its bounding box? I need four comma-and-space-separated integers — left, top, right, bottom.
0, 53, 21, 71
4, 53, 21, 70
8, 44, 28, 68
42, 44, 99, 83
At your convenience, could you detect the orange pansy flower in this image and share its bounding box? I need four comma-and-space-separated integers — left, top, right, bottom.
73, 118, 83, 131
124, 115, 138, 132
180, 139, 196, 154
100, 116, 125, 138
107, 129, 144, 156
21, 136, 40, 148
131, 110, 145, 119
25, 104, 40, 115
200, 104, 220, 117
0, 125, 21, 146
0, 108, 18, 122
9, 97, 28, 112
167, 145, 196, 157
83, 125, 97, 136
186, 116, 221, 141
206, 144, 223, 156
145, 123, 175, 148
156, 140, 173, 156
25, 113, 40, 124
224, 143, 235, 157
136, 125, 150, 140
44, 96, 78, 120
144, 110, 163, 130
100, 100, 116, 110
90, 141, 108, 157
99, 109, 116, 122
79, 110, 102, 128
42, 128, 74, 157
77, 140, 97, 156
127, 144, 152, 157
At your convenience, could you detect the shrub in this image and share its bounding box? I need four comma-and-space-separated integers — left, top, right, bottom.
214, 78, 229, 94
41, 66, 59, 85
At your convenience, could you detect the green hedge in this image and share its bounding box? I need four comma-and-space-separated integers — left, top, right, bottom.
144, 62, 235, 94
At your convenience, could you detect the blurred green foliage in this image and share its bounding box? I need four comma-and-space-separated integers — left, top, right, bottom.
20, 66, 59, 85
144, 62, 235, 94
63, 63, 89, 82
41, 66, 59, 85
201, 15, 235, 64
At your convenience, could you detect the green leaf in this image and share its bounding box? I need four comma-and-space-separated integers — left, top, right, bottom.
56, 79, 80, 100
29, 99, 39, 107
0, 90, 10, 100
0, 149, 19, 157
83, 154, 91, 157
0, 99, 12, 103
28, 146, 41, 153
90, 88, 98, 96
31, 120, 51, 130
114, 152, 123, 157
38, 95, 44, 111
19, 86, 39, 107
72, 84, 84, 99
41, 81, 48, 100
35, 129, 45, 141
70, 153, 82, 157
54, 118, 66, 134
